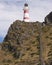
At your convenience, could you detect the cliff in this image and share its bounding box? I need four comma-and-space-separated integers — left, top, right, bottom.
0, 12, 52, 65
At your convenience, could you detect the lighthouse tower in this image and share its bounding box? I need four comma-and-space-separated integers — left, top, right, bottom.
23, 3, 29, 22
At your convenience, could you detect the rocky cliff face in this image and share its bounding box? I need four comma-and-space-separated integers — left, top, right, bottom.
2, 20, 40, 65
0, 12, 52, 65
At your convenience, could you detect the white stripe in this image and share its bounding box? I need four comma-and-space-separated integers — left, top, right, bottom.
24, 13, 29, 18
24, 7, 28, 10
24, 19, 29, 22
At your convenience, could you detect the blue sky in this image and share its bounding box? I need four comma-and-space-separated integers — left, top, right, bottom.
0, 0, 52, 42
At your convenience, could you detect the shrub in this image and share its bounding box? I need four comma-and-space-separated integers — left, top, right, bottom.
13, 51, 20, 59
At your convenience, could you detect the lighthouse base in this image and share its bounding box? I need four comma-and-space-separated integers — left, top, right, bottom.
23, 19, 29, 22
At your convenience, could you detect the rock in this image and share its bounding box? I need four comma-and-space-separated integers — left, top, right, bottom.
45, 12, 52, 24
0, 44, 2, 50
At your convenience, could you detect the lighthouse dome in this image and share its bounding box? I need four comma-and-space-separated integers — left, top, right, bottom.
24, 3, 28, 6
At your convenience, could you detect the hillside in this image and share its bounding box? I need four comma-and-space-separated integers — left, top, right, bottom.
0, 12, 52, 65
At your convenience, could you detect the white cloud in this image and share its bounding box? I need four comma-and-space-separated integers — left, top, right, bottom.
0, 2, 23, 38
29, 0, 52, 21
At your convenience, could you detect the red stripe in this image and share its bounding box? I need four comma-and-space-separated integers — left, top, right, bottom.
24, 10, 29, 13
24, 17, 29, 19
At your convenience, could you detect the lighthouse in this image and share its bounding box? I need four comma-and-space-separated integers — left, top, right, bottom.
23, 3, 29, 22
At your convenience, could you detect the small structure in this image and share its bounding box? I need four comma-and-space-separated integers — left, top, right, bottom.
23, 3, 29, 22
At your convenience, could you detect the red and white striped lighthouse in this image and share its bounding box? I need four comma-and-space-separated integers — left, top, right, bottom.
23, 3, 29, 22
